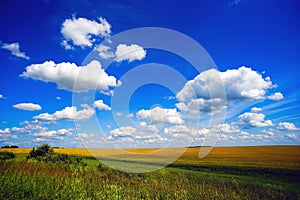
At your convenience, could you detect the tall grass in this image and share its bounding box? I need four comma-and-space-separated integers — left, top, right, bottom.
0, 158, 298, 200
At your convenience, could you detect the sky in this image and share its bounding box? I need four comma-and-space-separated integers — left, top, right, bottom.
0, 0, 300, 148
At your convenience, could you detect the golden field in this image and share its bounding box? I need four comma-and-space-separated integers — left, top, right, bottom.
1, 146, 300, 170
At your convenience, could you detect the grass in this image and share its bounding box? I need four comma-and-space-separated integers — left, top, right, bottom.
0, 146, 299, 199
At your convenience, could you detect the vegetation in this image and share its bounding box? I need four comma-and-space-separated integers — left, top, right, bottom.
0, 151, 15, 160
0, 145, 299, 199
28, 144, 54, 158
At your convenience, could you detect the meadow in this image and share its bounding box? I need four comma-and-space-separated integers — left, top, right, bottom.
0, 146, 299, 199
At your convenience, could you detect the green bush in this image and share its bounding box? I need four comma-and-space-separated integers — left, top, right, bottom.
0, 151, 15, 160
28, 144, 54, 158
38, 153, 87, 167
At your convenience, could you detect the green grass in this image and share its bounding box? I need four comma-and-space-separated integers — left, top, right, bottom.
0, 146, 299, 199
1, 158, 298, 200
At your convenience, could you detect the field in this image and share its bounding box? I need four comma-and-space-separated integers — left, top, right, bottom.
0, 146, 299, 199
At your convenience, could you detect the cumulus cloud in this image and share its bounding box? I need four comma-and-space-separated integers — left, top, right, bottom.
176, 66, 274, 113
285, 133, 297, 140
268, 92, 284, 101
60, 40, 73, 50
164, 125, 190, 134
0, 94, 5, 99
93, 100, 111, 111
61, 17, 111, 48
13, 103, 42, 111
251, 107, 262, 113
21, 60, 121, 92
33, 128, 72, 137
1, 42, 29, 59
138, 122, 158, 133
278, 122, 300, 131
139, 121, 147, 127
110, 126, 136, 137
0, 128, 10, 134
176, 98, 226, 114
238, 112, 274, 129
11, 121, 47, 134
95, 43, 147, 63
34, 106, 95, 121
33, 128, 73, 141
136, 106, 184, 125
114, 44, 146, 62
95, 44, 115, 59
261, 129, 274, 136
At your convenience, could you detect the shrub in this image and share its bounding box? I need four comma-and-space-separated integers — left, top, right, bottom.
0, 151, 15, 160
97, 162, 109, 172
28, 144, 54, 158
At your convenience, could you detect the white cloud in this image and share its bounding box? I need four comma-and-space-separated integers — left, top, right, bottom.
116, 112, 123, 117
285, 133, 297, 140
177, 98, 226, 114
33, 128, 73, 141
251, 107, 262, 113
21, 60, 121, 92
11, 121, 47, 134
61, 17, 111, 48
1, 42, 29, 59
212, 123, 240, 133
13, 103, 42, 111
176, 66, 274, 113
110, 126, 136, 137
95, 44, 115, 59
93, 100, 111, 111
0, 94, 5, 99
261, 129, 274, 136
268, 92, 284, 101
56, 96, 61, 100
139, 122, 158, 132
278, 122, 300, 131
34, 106, 95, 121
139, 121, 147, 127
136, 106, 184, 125
60, 40, 73, 50
100, 90, 114, 96
95, 43, 147, 62
33, 113, 56, 121
76, 133, 95, 140
164, 125, 190, 134
0, 128, 10, 134
238, 112, 274, 128
115, 44, 146, 62
126, 113, 134, 118
33, 128, 72, 137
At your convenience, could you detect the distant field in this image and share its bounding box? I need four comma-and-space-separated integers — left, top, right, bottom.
1, 146, 300, 170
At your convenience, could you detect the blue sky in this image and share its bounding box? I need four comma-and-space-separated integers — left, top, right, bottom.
0, 0, 299, 148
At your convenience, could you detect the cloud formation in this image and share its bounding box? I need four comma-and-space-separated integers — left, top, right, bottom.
21, 60, 120, 92
33, 128, 73, 141
93, 100, 111, 111
13, 103, 42, 111
238, 112, 274, 129
61, 17, 111, 48
114, 44, 146, 62
110, 126, 136, 137
34, 106, 94, 121
278, 122, 300, 131
95, 44, 115, 59
268, 92, 284, 101
1, 42, 29, 59
95, 44, 147, 63
176, 66, 274, 114
136, 106, 184, 125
